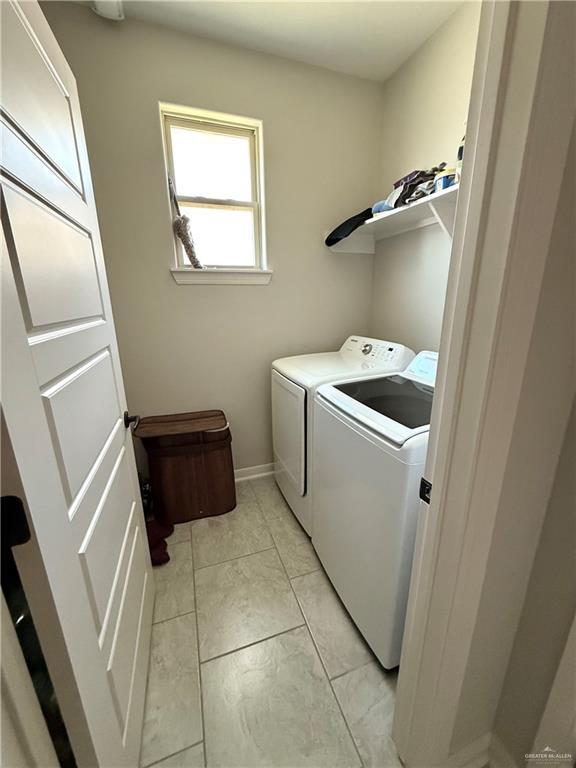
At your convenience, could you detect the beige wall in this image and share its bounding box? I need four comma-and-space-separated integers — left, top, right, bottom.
370, 225, 452, 353
42, 3, 383, 470
495, 405, 575, 765
370, 3, 480, 353
379, 2, 481, 188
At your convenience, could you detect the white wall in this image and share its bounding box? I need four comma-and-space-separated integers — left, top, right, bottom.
370, 3, 480, 352
42, 3, 382, 470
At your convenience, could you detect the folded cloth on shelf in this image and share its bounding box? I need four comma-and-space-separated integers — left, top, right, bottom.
372, 200, 393, 214
406, 179, 436, 204
372, 185, 403, 214
326, 162, 448, 247
395, 163, 446, 208
325, 207, 373, 246
393, 169, 423, 189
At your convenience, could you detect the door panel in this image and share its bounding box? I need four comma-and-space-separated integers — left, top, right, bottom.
1, 1, 82, 189
100, 504, 139, 655
68, 420, 125, 533
4, 187, 103, 327
1, 119, 88, 224
30, 319, 109, 383
1, 2, 154, 765
42, 350, 120, 499
107, 526, 149, 736
79, 448, 134, 629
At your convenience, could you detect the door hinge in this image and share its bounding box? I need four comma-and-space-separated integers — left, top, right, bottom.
419, 477, 432, 505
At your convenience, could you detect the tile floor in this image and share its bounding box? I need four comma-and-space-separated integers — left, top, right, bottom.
140, 476, 401, 768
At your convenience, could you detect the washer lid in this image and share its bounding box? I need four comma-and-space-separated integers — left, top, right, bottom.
317, 374, 433, 445
272, 336, 415, 388
273, 351, 373, 388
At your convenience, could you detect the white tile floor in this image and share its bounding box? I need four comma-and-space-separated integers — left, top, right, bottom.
140, 476, 401, 768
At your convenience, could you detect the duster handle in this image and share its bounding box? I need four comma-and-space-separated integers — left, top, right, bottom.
168, 175, 181, 216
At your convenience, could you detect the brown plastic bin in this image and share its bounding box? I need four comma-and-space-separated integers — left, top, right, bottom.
134, 410, 236, 523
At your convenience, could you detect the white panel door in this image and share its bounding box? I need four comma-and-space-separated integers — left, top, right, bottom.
0, 2, 154, 765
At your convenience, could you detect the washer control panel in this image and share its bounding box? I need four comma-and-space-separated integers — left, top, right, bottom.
404, 350, 438, 385
340, 336, 414, 369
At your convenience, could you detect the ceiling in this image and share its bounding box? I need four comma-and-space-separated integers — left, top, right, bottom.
115, 1, 460, 82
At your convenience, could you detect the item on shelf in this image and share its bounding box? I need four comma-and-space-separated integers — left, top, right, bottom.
434, 168, 457, 193
395, 162, 446, 208
326, 168, 459, 251
372, 200, 393, 214
456, 129, 466, 180
406, 179, 436, 204
374, 164, 449, 217
393, 169, 422, 189
325, 207, 374, 246
372, 186, 403, 214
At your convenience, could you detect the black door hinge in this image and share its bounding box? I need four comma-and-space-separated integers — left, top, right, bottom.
419, 477, 432, 505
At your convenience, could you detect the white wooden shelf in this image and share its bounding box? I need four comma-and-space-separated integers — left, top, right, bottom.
327, 184, 459, 254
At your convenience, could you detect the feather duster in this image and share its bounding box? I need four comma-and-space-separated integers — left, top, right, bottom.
173, 214, 203, 269
168, 174, 204, 269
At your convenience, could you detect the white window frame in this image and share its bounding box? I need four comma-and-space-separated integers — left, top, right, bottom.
160, 103, 271, 285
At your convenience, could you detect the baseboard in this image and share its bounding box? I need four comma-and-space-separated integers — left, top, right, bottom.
489, 735, 519, 768
445, 733, 492, 768
234, 463, 274, 481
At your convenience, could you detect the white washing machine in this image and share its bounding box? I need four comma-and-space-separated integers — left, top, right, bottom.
271, 337, 415, 534
311, 351, 438, 669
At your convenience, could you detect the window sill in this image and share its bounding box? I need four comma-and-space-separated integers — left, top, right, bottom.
170, 268, 273, 285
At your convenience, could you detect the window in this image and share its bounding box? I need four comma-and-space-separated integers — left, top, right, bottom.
161, 104, 270, 284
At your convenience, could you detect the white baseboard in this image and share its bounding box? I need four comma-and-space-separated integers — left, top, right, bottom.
445, 733, 492, 768
234, 463, 274, 481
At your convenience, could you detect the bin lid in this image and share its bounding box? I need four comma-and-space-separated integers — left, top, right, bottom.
134, 410, 228, 439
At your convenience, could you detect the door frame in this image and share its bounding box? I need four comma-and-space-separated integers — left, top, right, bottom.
393, 2, 575, 766
1, 594, 59, 768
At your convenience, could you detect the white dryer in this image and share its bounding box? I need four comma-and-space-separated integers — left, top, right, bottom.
271, 336, 414, 534
311, 351, 438, 669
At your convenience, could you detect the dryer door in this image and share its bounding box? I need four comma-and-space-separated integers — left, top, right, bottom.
271, 370, 306, 496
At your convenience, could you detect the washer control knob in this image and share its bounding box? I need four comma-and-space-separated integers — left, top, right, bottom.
362, 343, 373, 355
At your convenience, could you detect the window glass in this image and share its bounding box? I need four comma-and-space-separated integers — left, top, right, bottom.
171, 126, 252, 201
180, 203, 256, 267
